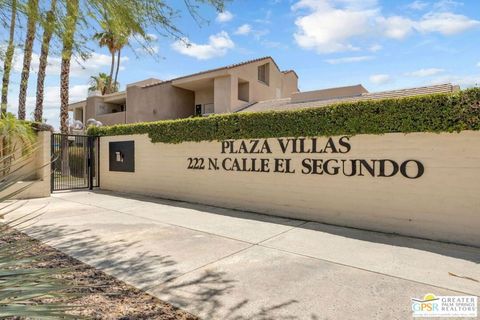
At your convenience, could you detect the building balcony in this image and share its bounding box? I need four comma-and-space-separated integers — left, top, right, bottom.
95, 111, 126, 126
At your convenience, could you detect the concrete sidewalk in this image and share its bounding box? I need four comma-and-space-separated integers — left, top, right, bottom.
6, 190, 480, 319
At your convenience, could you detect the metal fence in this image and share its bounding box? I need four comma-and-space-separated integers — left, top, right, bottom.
51, 134, 99, 191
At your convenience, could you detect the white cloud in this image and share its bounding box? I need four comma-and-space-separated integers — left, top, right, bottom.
433, 0, 462, 11
235, 24, 252, 35
216, 10, 233, 23
405, 68, 445, 77
171, 31, 234, 60
292, 0, 377, 53
408, 1, 428, 11
291, 0, 479, 54
369, 74, 392, 85
369, 44, 382, 52
255, 9, 273, 24
233, 23, 269, 42
252, 29, 270, 40
477, 62, 480, 67
13, 51, 129, 78
17, 85, 88, 110
30, 85, 89, 108
147, 33, 158, 41
6, 84, 90, 126
325, 55, 373, 64
382, 4, 479, 37
377, 16, 415, 39
416, 12, 480, 35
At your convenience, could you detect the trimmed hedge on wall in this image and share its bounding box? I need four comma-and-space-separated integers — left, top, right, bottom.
88, 88, 480, 143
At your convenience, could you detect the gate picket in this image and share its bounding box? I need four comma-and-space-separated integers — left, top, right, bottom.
51, 134, 99, 191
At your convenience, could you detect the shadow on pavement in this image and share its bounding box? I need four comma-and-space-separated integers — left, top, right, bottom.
88, 189, 304, 227
301, 222, 480, 264
85, 190, 480, 264
24, 222, 316, 319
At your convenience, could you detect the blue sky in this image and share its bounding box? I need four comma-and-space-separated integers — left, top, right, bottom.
3, 0, 480, 128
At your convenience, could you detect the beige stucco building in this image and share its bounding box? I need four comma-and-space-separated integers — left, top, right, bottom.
69, 57, 299, 126
69, 56, 459, 126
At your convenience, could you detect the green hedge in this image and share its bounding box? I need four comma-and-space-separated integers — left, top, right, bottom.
87, 88, 480, 143
52, 146, 86, 178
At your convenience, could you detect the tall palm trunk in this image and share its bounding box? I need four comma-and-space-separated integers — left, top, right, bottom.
113, 48, 121, 91
34, 0, 57, 122
18, 0, 39, 120
1, 0, 17, 116
106, 50, 115, 94
60, 0, 79, 176
60, 0, 79, 134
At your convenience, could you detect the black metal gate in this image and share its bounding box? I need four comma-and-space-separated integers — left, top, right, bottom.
51, 134, 99, 191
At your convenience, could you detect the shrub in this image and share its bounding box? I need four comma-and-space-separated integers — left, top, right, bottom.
68, 147, 87, 178
52, 146, 86, 178
87, 88, 480, 143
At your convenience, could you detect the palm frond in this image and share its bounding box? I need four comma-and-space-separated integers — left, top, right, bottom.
0, 116, 83, 318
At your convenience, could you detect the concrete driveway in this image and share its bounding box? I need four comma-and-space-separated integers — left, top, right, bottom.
6, 190, 480, 319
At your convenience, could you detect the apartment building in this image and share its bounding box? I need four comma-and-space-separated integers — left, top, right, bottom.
69, 56, 459, 127
69, 57, 298, 126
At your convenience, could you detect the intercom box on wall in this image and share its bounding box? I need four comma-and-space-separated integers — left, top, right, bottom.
109, 141, 135, 172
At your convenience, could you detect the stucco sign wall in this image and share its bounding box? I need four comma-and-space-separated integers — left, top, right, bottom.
99, 131, 480, 247
186, 137, 424, 179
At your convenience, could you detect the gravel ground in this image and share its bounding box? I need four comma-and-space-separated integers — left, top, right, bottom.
1, 227, 199, 320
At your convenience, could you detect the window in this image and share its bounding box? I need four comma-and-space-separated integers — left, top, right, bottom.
258, 63, 270, 85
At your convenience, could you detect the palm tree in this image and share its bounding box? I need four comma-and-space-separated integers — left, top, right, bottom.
1, 0, 17, 116
59, 0, 227, 129
0, 113, 35, 176
89, 73, 117, 95
96, 27, 130, 95
0, 113, 35, 156
113, 36, 128, 91
93, 28, 116, 94
0, 115, 79, 318
34, 0, 57, 122
59, 0, 79, 134
90, 0, 226, 96
17, 0, 39, 120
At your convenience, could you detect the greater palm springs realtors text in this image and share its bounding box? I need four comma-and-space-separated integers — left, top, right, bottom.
186, 136, 425, 179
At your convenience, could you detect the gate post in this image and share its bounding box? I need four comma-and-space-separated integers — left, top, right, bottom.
50, 133, 54, 193
36, 130, 52, 197
88, 136, 93, 190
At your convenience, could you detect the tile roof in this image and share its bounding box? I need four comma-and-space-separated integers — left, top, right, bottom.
142, 56, 281, 88
240, 83, 459, 113
281, 70, 299, 78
